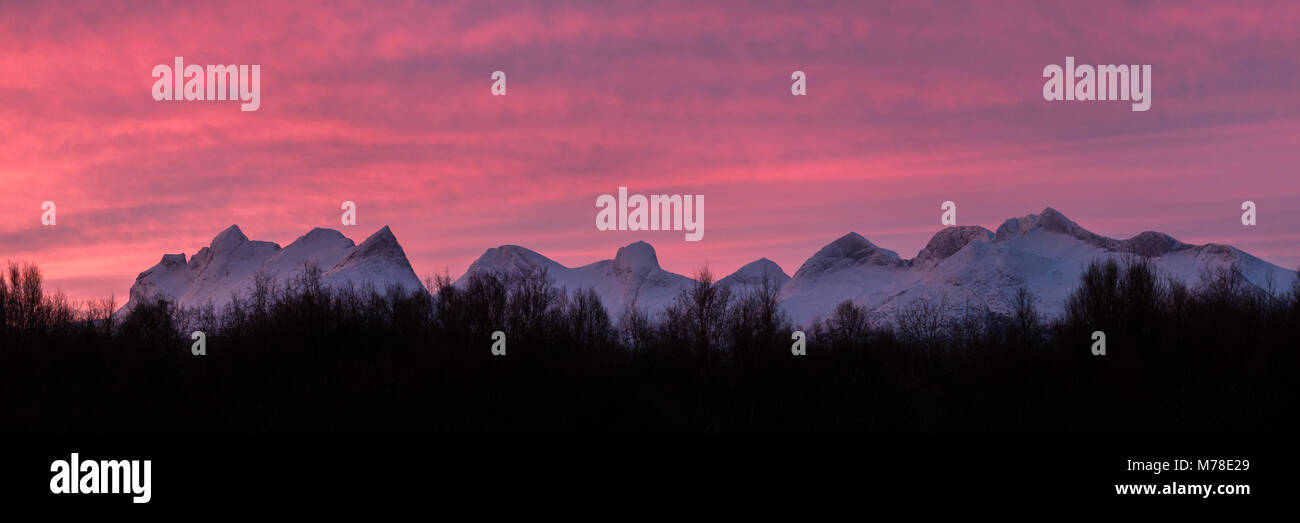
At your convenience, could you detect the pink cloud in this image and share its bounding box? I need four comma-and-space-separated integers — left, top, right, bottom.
1, 1, 1297, 304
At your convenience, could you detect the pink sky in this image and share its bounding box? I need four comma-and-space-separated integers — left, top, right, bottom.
2, 1, 1298, 304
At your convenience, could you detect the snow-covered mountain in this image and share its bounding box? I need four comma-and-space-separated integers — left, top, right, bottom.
120, 225, 423, 313
456, 241, 696, 315
778, 208, 1297, 326
120, 209, 1296, 328
716, 258, 791, 295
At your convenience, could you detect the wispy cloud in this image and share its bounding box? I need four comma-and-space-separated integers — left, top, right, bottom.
2, 0, 1298, 302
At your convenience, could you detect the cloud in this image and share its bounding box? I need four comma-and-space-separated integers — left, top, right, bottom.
2, 1, 1297, 302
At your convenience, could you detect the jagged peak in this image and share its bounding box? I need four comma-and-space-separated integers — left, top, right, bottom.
995, 213, 1037, 239
1040, 206, 1067, 219
210, 224, 249, 252
915, 225, 993, 267
159, 253, 187, 266
343, 225, 407, 264
1037, 207, 1085, 234
994, 207, 1099, 244
362, 225, 396, 243
1191, 243, 1240, 258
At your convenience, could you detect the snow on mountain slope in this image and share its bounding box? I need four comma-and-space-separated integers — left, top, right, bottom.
262, 227, 355, 282
321, 226, 423, 293
912, 226, 994, 271
120, 209, 1295, 330
123, 253, 190, 310
459, 244, 569, 282
779, 208, 1298, 327
776, 233, 911, 325
457, 240, 695, 316
716, 258, 790, 295
174, 225, 281, 308
120, 225, 423, 314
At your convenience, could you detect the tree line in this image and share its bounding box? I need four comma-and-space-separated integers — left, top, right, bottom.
2, 257, 1297, 432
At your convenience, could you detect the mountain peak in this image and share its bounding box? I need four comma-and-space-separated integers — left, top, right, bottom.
829, 232, 871, 248
735, 257, 784, 275
483, 244, 544, 259
350, 225, 403, 260
815, 232, 898, 264
280, 227, 354, 254
323, 225, 422, 293
914, 225, 993, 269
613, 241, 660, 272
159, 253, 187, 266
210, 224, 249, 252
1123, 231, 1188, 257
790, 231, 904, 282
465, 245, 558, 278
267, 227, 356, 275
993, 207, 1104, 246
122, 224, 423, 316
302, 227, 348, 242
1036, 207, 1083, 234
718, 258, 791, 290
368, 225, 395, 241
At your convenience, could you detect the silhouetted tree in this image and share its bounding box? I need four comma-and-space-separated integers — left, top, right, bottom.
1010, 287, 1040, 347
2, 256, 1296, 434
664, 265, 730, 358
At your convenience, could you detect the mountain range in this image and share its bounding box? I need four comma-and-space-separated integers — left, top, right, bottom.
120, 225, 422, 314
122, 208, 1297, 327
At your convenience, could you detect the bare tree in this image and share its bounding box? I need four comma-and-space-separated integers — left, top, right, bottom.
1197, 262, 1247, 305
567, 287, 613, 348
1290, 267, 1300, 317
827, 300, 869, 345
506, 268, 561, 343
617, 297, 652, 353
83, 293, 117, 333
894, 294, 949, 345
0, 266, 9, 331
250, 270, 277, 318
1011, 287, 1040, 345
729, 274, 788, 344
670, 264, 731, 356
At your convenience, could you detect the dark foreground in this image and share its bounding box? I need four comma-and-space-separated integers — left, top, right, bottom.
1, 258, 1297, 433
